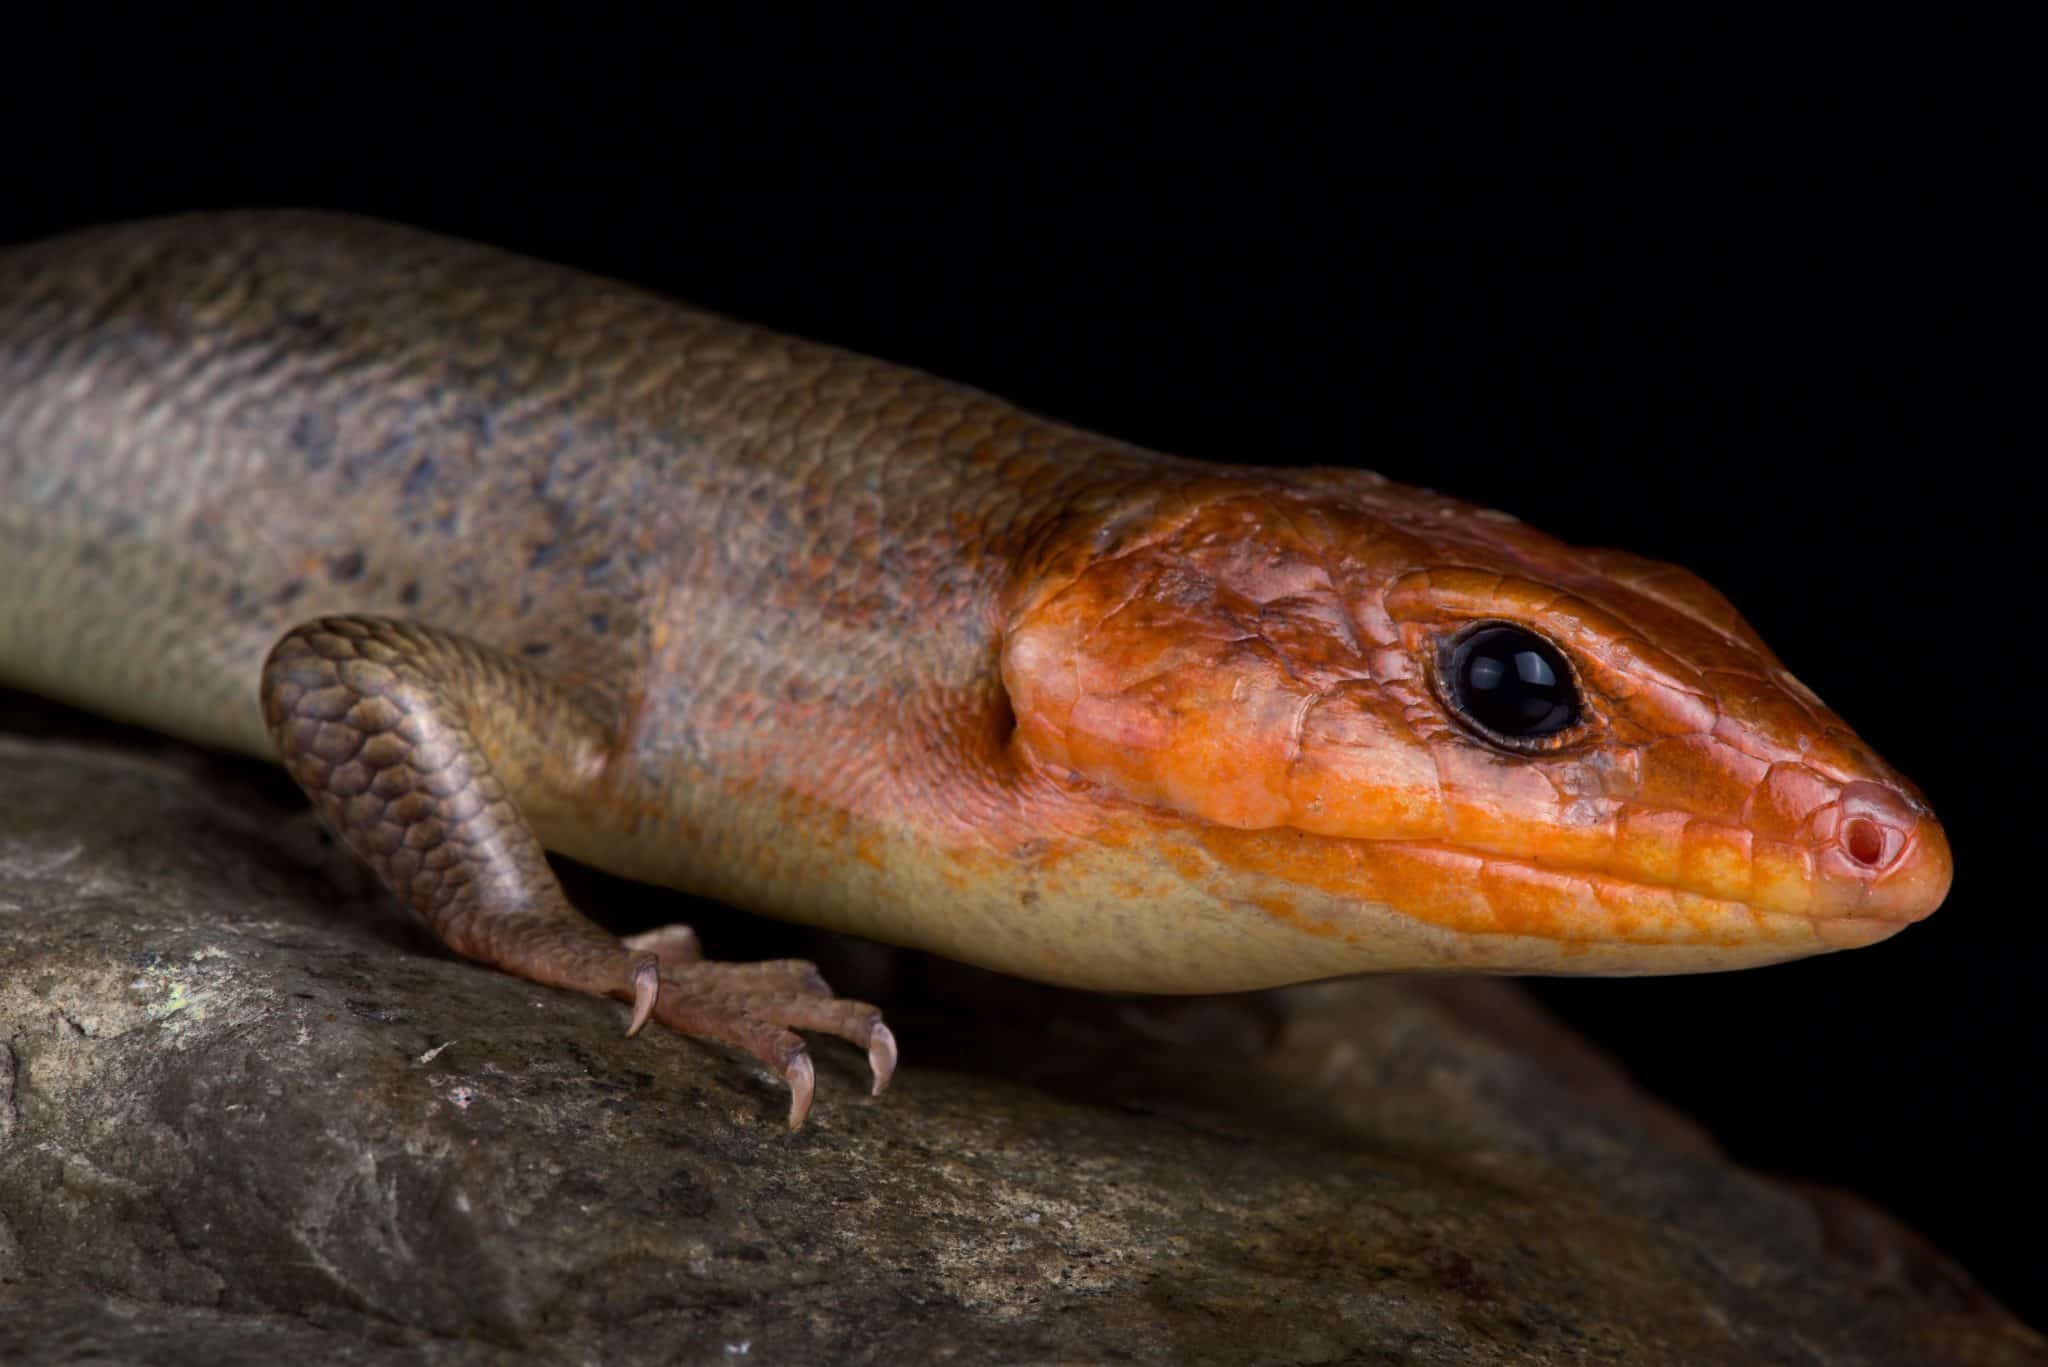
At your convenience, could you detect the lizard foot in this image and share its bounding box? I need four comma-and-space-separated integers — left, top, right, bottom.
620, 926, 895, 1129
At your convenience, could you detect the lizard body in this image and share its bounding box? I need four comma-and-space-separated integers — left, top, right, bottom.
0, 213, 1951, 1123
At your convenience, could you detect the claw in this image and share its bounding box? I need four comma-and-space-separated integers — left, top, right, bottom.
625, 955, 660, 1038
867, 1022, 898, 1095
784, 1050, 816, 1131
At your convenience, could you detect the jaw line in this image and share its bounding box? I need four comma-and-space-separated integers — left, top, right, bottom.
1237, 828, 1892, 953
1807, 910, 1913, 950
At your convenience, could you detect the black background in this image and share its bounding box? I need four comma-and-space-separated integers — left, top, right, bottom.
4, 13, 2036, 1323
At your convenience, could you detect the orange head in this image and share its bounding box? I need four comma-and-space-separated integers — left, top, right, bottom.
999, 469, 1949, 979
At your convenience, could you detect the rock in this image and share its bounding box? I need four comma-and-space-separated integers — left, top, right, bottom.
0, 701, 2040, 1365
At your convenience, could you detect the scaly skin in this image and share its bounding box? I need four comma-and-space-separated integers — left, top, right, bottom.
0, 212, 1951, 1124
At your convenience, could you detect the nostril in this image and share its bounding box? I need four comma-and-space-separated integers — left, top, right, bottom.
1844, 817, 1887, 868
1832, 780, 1922, 876
1822, 782, 1951, 919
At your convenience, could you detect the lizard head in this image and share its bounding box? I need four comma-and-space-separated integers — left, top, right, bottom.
997, 469, 1950, 984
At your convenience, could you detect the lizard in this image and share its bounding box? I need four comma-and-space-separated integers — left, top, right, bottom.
0, 212, 1952, 1127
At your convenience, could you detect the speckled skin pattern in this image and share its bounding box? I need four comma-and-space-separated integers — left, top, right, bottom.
0, 214, 1951, 1112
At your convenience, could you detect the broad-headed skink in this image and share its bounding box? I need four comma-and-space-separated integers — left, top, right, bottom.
0, 213, 1952, 1126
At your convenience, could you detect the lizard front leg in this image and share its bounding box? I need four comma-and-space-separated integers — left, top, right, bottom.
259, 615, 894, 1127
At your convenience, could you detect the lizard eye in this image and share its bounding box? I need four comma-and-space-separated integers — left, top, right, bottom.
1438, 624, 1581, 750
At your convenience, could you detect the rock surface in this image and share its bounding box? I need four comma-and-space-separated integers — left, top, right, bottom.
0, 702, 2040, 1366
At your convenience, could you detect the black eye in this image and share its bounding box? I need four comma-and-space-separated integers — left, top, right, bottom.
1440, 625, 1581, 748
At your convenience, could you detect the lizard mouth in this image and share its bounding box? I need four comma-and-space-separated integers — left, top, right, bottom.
1186, 822, 1946, 959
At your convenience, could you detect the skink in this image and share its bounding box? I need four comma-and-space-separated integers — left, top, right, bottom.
0, 213, 1952, 1125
